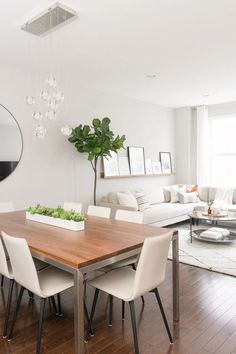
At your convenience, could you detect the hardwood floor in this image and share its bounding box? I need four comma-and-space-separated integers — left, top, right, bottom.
1, 262, 236, 353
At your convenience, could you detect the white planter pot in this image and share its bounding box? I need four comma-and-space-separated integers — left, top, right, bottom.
26, 212, 85, 231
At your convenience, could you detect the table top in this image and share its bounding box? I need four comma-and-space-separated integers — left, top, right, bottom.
189, 211, 236, 222
0, 211, 171, 269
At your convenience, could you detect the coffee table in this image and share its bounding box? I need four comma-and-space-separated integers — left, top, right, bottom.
189, 211, 236, 243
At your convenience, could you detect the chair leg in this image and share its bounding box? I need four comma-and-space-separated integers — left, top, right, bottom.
129, 301, 139, 354
50, 296, 59, 315
1, 275, 4, 287
122, 300, 125, 320
36, 298, 46, 354
154, 288, 173, 343
108, 294, 113, 326
28, 291, 34, 300
90, 288, 100, 326
131, 264, 145, 304
3, 279, 14, 338
84, 300, 93, 343
8, 286, 25, 340
86, 288, 99, 341
57, 293, 62, 316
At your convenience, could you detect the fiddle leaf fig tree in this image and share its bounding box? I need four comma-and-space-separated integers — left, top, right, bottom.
68, 117, 126, 205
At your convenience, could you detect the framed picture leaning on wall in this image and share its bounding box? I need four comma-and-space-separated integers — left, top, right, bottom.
160, 152, 172, 174
128, 146, 145, 175
103, 151, 119, 177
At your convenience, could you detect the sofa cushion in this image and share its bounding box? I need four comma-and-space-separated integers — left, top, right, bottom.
164, 185, 186, 203
143, 202, 201, 224
145, 187, 165, 205
133, 190, 150, 211
117, 191, 138, 210
178, 191, 200, 204
186, 185, 198, 193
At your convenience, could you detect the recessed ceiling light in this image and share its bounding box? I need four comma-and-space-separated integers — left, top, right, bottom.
146, 74, 157, 78
202, 93, 210, 97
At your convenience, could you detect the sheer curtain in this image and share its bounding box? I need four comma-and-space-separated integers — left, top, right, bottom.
196, 106, 210, 186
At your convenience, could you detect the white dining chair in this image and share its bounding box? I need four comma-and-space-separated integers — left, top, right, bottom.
0, 202, 14, 213
98, 209, 145, 313
2, 232, 92, 354
0, 237, 49, 338
87, 205, 111, 218
115, 209, 144, 224
0, 238, 14, 338
0, 202, 15, 288
89, 232, 173, 354
63, 202, 82, 214
113, 209, 144, 269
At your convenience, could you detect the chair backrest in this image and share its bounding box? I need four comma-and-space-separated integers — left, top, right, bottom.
63, 202, 82, 214
0, 202, 14, 213
131, 231, 172, 300
115, 209, 143, 224
0, 238, 12, 279
2, 232, 42, 296
87, 205, 111, 218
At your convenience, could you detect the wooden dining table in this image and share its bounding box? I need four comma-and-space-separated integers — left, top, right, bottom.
0, 211, 179, 354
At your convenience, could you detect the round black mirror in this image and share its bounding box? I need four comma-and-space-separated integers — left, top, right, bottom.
0, 104, 23, 182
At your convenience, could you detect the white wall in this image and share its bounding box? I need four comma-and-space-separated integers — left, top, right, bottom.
175, 101, 236, 185
174, 107, 192, 184
0, 66, 175, 210
0, 66, 74, 209
66, 86, 176, 209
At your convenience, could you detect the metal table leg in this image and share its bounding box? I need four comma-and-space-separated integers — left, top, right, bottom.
190, 217, 193, 243
172, 231, 179, 322
74, 270, 85, 354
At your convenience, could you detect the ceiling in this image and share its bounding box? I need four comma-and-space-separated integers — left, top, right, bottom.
1, 0, 236, 108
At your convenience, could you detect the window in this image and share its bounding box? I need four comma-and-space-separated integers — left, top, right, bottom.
210, 115, 236, 187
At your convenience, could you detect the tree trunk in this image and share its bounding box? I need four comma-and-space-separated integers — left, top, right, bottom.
93, 158, 98, 205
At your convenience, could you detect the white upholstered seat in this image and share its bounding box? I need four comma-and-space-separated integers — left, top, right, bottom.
87, 205, 111, 218
89, 232, 173, 354
2, 232, 74, 353
63, 202, 82, 214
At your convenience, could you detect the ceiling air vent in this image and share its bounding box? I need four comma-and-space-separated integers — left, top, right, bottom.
21, 2, 77, 36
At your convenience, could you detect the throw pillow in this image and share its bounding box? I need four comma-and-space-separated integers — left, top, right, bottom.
178, 191, 200, 204
170, 185, 182, 203
133, 190, 150, 211
117, 191, 138, 210
186, 185, 198, 193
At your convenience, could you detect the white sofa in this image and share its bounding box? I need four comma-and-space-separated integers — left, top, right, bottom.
99, 186, 236, 227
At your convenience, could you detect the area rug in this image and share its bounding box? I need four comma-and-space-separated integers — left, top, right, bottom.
168, 229, 236, 277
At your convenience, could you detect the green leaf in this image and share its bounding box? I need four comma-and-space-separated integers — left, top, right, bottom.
92, 118, 101, 128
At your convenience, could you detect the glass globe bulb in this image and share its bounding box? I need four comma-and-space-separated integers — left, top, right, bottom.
53, 91, 65, 102
25, 96, 35, 105
46, 75, 57, 88
61, 125, 72, 136
35, 125, 47, 139
32, 111, 43, 121
46, 110, 57, 120
40, 89, 50, 101
48, 100, 58, 110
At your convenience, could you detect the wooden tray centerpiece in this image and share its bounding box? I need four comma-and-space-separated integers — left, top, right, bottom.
26, 205, 85, 231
